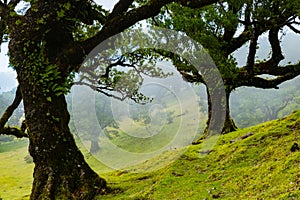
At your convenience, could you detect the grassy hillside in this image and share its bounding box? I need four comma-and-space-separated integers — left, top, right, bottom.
0, 140, 33, 200
0, 110, 299, 199
95, 110, 300, 199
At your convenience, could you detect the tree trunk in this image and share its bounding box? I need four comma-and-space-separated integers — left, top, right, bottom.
194, 86, 236, 144
19, 79, 106, 199
90, 140, 100, 153
222, 90, 237, 134
7, 4, 107, 198
193, 84, 228, 144
8, 63, 107, 196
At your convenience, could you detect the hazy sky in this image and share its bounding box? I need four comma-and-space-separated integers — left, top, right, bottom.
0, 44, 9, 72
95, 0, 118, 10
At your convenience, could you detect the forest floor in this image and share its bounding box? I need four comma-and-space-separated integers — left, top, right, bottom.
0, 110, 299, 199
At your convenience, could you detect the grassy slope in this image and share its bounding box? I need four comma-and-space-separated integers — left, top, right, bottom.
0, 140, 33, 200
0, 110, 299, 199
96, 110, 300, 199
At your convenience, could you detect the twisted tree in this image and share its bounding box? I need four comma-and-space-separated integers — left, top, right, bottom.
152, 0, 300, 136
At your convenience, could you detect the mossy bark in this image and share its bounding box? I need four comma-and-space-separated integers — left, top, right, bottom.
194, 87, 236, 144
20, 85, 106, 200
221, 91, 237, 134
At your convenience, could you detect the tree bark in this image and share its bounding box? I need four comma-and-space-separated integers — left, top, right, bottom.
193, 83, 229, 144
222, 90, 237, 133
199, 87, 236, 140
19, 80, 106, 199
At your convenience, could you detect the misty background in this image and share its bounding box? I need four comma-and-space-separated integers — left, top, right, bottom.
0, 1, 299, 130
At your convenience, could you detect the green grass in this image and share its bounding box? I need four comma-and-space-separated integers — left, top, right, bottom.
0, 110, 300, 199
0, 140, 33, 200
95, 110, 300, 199
0, 139, 28, 153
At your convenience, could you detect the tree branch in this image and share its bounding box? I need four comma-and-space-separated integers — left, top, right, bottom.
268, 27, 284, 64
225, 30, 251, 55
0, 85, 22, 128
246, 29, 259, 74
8, 0, 21, 8
222, 3, 240, 43
0, 20, 5, 49
255, 62, 300, 76
0, 2, 9, 18
241, 72, 299, 89
0, 127, 28, 138
82, 0, 176, 53
63, 0, 218, 71
107, 0, 134, 21
287, 24, 300, 34
235, 61, 300, 89
0, 85, 27, 138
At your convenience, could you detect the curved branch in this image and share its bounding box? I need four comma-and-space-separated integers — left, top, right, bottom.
0, 85, 27, 138
107, 0, 134, 21
64, 0, 218, 71
81, 0, 174, 54
287, 24, 300, 34
0, 127, 27, 138
236, 62, 300, 89
0, 85, 22, 128
241, 72, 299, 89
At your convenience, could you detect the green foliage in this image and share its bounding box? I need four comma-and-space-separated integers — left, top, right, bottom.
73, 21, 103, 41
153, 2, 239, 81
79, 39, 172, 104
39, 64, 74, 97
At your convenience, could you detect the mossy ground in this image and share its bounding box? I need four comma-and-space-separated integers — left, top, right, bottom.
0, 110, 299, 199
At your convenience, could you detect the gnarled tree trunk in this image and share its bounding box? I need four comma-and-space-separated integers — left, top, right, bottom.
8, 3, 107, 198
19, 80, 106, 199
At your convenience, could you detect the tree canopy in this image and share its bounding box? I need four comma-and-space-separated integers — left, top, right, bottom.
151, 0, 300, 134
